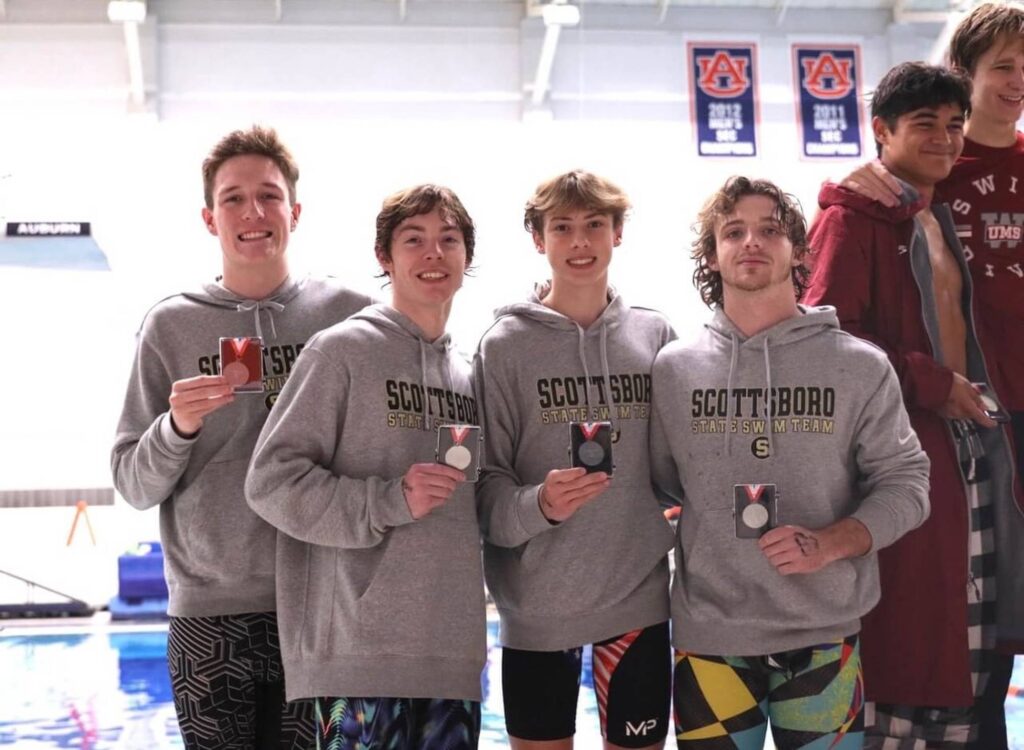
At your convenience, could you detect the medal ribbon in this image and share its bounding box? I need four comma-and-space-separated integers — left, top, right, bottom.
449, 425, 471, 446
744, 484, 765, 504
228, 337, 251, 359
580, 422, 602, 441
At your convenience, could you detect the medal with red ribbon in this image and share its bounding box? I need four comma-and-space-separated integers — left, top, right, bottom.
740, 484, 770, 529
228, 337, 250, 359
222, 337, 253, 386
444, 425, 473, 470
744, 484, 766, 503
577, 422, 606, 467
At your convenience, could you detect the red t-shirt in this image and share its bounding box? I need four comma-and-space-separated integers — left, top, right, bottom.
938, 132, 1024, 409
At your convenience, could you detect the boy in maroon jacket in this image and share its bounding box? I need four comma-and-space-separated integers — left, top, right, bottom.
836, 5, 1024, 746
804, 62, 1021, 749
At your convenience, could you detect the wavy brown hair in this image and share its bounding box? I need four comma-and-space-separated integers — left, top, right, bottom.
691, 176, 811, 308
374, 184, 476, 276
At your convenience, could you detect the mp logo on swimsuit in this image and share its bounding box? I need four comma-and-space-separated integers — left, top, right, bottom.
800, 53, 854, 99
625, 718, 658, 737
697, 51, 750, 97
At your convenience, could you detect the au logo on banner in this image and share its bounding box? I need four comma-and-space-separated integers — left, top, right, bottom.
792, 45, 864, 158
688, 43, 759, 157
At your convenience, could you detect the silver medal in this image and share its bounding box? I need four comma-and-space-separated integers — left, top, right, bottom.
578, 440, 605, 467
445, 444, 472, 470
741, 503, 769, 529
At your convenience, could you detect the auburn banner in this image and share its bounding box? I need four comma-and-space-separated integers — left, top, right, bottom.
792, 44, 864, 158
688, 43, 759, 158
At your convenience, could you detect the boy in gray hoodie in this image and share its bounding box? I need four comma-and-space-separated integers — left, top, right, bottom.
111, 126, 372, 749
650, 176, 930, 749
246, 185, 486, 749
475, 171, 676, 750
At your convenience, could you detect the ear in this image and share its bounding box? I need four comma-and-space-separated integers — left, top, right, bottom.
707, 253, 720, 272
290, 202, 302, 231
533, 230, 546, 255
871, 115, 891, 150
201, 207, 217, 237
375, 247, 393, 276
613, 232, 623, 248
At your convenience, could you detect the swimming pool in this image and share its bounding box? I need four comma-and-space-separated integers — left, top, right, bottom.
1, 621, 1022, 749
0, 620, 601, 749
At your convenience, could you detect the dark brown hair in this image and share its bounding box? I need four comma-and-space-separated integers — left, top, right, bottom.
374, 184, 476, 275
201, 125, 299, 209
691, 176, 811, 308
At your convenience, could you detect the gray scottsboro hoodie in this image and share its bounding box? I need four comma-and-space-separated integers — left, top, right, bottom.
475, 285, 676, 651
650, 305, 931, 655
245, 304, 486, 702
111, 275, 372, 617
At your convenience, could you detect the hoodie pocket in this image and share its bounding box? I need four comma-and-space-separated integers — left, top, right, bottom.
180, 457, 275, 581
679, 508, 753, 619
356, 518, 485, 658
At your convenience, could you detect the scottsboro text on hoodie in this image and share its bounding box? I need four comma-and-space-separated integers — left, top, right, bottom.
475, 286, 676, 651
245, 304, 487, 703
650, 305, 930, 656
111, 276, 372, 618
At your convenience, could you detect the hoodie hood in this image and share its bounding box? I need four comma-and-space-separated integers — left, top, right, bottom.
494, 283, 626, 430
351, 303, 456, 430
706, 304, 841, 457
179, 274, 306, 341
493, 281, 627, 333
818, 179, 928, 225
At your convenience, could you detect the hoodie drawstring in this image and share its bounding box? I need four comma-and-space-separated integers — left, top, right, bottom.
598, 322, 615, 433
724, 333, 739, 456
763, 337, 775, 457
576, 325, 597, 416
419, 338, 432, 432
236, 300, 285, 341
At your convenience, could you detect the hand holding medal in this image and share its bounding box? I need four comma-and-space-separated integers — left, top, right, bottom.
401, 462, 466, 520
537, 467, 611, 523
168, 374, 236, 437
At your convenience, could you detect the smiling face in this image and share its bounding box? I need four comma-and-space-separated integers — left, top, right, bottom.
710, 194, 800, 298
201, 154, 300, 278
969, 36, 1024, 131
380, 208, 467, 316
875, 103, 966, 189
534, 208, 621, 291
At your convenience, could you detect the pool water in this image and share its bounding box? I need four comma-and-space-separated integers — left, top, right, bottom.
1, 622, 1023, 749
0, 621, 601, 749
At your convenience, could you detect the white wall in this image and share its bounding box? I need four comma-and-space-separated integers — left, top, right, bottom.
0, 6, 943, 603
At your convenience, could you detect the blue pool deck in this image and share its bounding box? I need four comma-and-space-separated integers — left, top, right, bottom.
1, 617, 1023, 749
